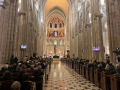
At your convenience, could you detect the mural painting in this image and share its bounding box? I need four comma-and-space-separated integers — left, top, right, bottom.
47, 30, 64, 37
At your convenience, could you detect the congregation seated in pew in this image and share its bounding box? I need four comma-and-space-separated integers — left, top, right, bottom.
26, 68, 33, 76
63, 58, 120, 90
115, 64, 120, 79
104, 65, 113, 75
20, 73, 31, 90
30, 69, 41, 81
0, 55, 52, 90
1, 71, 14, 90
11, 81, 21, 90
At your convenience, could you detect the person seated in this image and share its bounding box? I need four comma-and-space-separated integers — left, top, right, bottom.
11, 64, 17, 73
101, 61, 106, 68
1, 71, 14, 90
0, 69, 3, 76
21, 65, 26, 72
23, 57, 28, 64
38, 65, 44, 75
41, 62, 45, 69
18, 71, 25, 81
105, 65, 112, 75
1, 64, 9, 73
80, 60, 84, 65
13, 67, 21, 77
26, 64, 31, 68
30, 65, 34, 73
93, 60, 97, 63
88, 62, 94, 68
26, 68, 33, 76
106, 60, 110, 65
92, 62, 98, 70
84, 62, 88, 66
38, 62, 41, 66
20, 73, 31, 90
34, 63, 38, 68
97, 64, 104, 72
109, 63, 115, 70
30, 69, 41, 81
115, 64, 120, 79
11, 81, 21, 90
16, 63, 21, 72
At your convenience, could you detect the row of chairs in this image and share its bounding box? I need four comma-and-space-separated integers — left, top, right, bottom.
61, 59, 120, 90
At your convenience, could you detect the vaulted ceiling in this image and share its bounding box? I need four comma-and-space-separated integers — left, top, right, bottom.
45, 0, 69, 21
42, 0, 72, 6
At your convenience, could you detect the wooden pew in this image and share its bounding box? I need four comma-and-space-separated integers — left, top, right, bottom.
72, 61, 74, 69
111, 74, 120, 90
80, 64, 82, 75
90, 67, 94, 83
85, 66, 89, 80
78, 63, 80, 74
75, 61, 77, 72
75, 61, 78, 72
30, 82, 36, 90
82, 65, 85, 77
0, 81, 1, 89
94, 69, 101, 87
101, 71, 111, 90
77, 62, 79, 74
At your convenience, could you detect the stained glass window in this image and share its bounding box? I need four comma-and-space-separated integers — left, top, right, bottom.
18, 0, 21, 12
101, 0, 105, 7
50, 23, 52, 28
55, 24, 57, 28
59, 23, 62, 28
78, 3, 81, 12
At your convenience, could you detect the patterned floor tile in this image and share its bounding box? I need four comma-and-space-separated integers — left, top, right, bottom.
43, 61, 101, 90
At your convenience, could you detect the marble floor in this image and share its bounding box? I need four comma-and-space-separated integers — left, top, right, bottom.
44, 61, 101, 90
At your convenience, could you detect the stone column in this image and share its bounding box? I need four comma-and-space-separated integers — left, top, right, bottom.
28, 21, 33, 57
105, 0, 120, 63
18, 11, 26, 61
83, 22, 87, 59
70, 36, 73, 58
85, 23, 92, 60
75, 34, 78, 58
8, 0, 16, 61
94, 12, 104, 61
0, 0, 9, 63
78, 30, 83, 59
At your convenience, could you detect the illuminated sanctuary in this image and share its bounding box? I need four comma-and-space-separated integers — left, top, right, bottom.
0, 0, 120, 89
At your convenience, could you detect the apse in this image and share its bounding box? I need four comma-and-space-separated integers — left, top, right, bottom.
46, 7, 66, 58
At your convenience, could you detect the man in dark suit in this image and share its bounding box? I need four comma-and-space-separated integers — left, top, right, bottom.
10, 55, 15, 65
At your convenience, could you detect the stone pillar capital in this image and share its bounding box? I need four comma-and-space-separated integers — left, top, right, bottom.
0, 0, 9, 9
94, 12, 103, 18
76, 34, 78, 36
85, 23, 91, 28
10, 0, 15, 3
79, 29, 83, 33
19, 10, 26, 16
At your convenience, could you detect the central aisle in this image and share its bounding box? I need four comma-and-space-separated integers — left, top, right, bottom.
44, 61, 101, 90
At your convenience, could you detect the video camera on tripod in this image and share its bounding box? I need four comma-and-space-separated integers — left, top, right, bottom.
113, 48, 120, 56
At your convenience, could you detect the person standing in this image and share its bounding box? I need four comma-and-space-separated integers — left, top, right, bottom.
10, 55, 15, 65
15, 57, 18, 64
